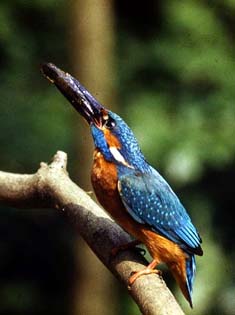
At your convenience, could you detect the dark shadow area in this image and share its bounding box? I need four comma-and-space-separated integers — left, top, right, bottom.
0, 207, 77, 315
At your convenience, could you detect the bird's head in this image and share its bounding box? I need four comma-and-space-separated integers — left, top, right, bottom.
41, 63, 148, 171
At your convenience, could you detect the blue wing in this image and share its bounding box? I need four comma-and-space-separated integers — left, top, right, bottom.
118, 169, 202, 255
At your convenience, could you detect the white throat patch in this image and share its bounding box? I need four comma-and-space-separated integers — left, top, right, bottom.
109, 146, 133, 168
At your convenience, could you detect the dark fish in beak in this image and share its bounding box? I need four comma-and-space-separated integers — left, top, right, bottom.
41, 62, 105, 126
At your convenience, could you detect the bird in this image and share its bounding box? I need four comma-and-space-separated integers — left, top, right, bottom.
41, 62, 203, 308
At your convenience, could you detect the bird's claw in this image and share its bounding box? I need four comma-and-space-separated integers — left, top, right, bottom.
128, 268, 162, 289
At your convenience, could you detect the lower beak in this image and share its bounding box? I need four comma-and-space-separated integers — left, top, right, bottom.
41, 62, 105, 125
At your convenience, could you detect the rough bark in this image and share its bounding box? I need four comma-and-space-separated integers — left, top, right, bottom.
0, 151, 185, 315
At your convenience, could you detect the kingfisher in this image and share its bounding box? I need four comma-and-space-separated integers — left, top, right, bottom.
41, 62, 203, 307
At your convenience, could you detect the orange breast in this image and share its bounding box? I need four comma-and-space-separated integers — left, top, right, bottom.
91, 149, 134, 229
91, 149, 144, 236
91, 149, 187, 267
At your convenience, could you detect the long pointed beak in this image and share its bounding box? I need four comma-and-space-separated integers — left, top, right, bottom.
41, 62, 105, 125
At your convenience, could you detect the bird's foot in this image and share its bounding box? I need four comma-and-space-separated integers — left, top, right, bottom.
111, 240, 144, 257
128, 259, 161, 288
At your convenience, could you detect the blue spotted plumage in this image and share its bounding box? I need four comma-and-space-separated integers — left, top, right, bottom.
42, 63, 203, 308
91, 112, 150, 172
118, 168, 202, 253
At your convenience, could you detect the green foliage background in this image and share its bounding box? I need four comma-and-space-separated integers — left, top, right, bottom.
0, 1, 234, 314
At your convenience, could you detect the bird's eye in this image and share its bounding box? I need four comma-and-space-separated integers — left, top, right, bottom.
104, 117, 116, 129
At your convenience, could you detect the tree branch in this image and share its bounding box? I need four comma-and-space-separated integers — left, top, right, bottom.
0, 151, 185, 315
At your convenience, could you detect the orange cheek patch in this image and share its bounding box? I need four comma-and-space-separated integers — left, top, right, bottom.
103, 129, 121, 149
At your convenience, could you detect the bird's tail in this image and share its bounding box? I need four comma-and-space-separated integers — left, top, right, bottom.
185, 255, 196, 308
170, 254, 196, 308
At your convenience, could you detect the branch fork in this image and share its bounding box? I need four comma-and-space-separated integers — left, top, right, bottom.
0, 151, 185, 315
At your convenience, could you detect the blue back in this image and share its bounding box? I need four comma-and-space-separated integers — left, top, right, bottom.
118, 167, 202, 254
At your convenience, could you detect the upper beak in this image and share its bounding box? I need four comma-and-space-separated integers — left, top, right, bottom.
41, 62, 105, 126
